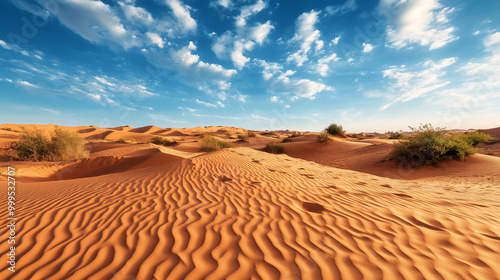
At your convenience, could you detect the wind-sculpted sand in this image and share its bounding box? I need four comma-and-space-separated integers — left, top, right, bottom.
0, 124, 499, 279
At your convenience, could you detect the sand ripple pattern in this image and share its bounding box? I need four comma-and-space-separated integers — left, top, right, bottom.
1, 148, 499, 279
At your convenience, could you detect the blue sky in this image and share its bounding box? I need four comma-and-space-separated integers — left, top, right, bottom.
1, 0, 499, 132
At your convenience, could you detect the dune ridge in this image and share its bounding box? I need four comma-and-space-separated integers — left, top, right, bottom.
1, 146, 499, 279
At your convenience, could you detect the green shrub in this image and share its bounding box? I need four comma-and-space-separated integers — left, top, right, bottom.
391, 123, 479, 168
264, 142, 284, 154
459, 132, 494, 145
281, 137, 293, 143
386, 130, 405, 139
150, 136, 177, 146
200, 135, 233, 152
317, 132, 333, 144
6, 127, 89, 161
237, 134, 249, 142
118, 137, 136, 143
324, 123, 345, 136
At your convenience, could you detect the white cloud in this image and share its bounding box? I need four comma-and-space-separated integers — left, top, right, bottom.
270, 96, 279, 102
0, 40, 12, 50
165, 0, 197, 33
95, 76, 116, 87
326, 0, 357, 15
288, 10, 322, 66
231, 40, 254, 68
256, 59, 282, 80
236, 0, 267, 27
330, 36, 341, 45
17, 80, 40, 88
146, 32, 165, 48
196, 99, 219, 108
119, 2, 153, 25
362, 43, 374, 53
249, 21, 274, 44
374, 57, 457, 110
39, 108, 60, 115
380, 0, 458, 50
44, 0, 135, 49
316, 53, 340, 76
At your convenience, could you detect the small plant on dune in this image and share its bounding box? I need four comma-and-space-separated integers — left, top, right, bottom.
118, 137, 136, 143
246, 132, 257, 138
6, 127, 89, 161
324, 123, 346, 136
264, 142, 284, 154
237, 134, 249, 142
391, 123, 481, 168
150, 136, 177, 146
290, 132, 301, 138
200, 135, 233, 152
261, 131, 277, 137
459, 132, 494, 145
1, 128, 12, 131
281, 137, 293, 143
317, 132, 333, 144
386, 130, 405, 139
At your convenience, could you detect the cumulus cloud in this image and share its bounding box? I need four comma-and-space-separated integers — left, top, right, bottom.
380, 0, 458, 50
249, 21, 274, 44
287, 10, 322, 66
164, 0, 197, 33
362, 43, 374, 53
235, 0, 267, 27
146, 32, 165, 48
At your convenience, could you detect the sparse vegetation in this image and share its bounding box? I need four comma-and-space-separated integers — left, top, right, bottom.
261, 131, 277, 137
324, 123, 345, 136
317, 132, 333, 144
281, 137, 293, 143
6, 127, 89, 161
118, 137, 136, 143
386, 130, 405, 139
246, 132, 257, 137
150, 136, 177, 146
391, 123, 487, 168
459, 132, 494, 145
1, 128, 12, 131
237, 134, 249, 142
290, 132, 302, 138
264, 142, 284, 154
200, 135, 233, 152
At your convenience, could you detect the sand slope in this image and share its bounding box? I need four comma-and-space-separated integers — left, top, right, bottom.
1, 147, 499, 279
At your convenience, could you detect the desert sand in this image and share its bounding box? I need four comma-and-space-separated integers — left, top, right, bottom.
0, 124, 499, 279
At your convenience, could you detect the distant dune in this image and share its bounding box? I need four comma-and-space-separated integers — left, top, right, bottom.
0, 124, 499, 279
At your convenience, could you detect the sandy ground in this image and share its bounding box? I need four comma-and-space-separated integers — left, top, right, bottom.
0, 124, 499, 279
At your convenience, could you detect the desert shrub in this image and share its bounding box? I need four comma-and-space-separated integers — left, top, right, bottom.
1, 128, 12, 131
281, 137, 293, 143
386, 130, 405, 139
264, 142, 284, 154
118, 137, 136, 143
459, 132, 494, 145
200, 135, 233, 152
324, 123, 345, 136
237, 134, 249, 142
7, 127, 89, 161
380, 136, 389, 139
246, 132, 257, 137
150, 136, 177, 146
261, 131, 277, 136
317, 132, 333, 144
391, 124, 478, 168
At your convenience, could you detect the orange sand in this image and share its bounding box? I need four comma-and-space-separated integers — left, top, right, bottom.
0, 124, 499, 279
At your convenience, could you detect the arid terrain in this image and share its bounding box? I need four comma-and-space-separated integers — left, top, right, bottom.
0, 124, 499, 279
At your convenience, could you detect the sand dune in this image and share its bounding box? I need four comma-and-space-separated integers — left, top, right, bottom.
0, 125, 499, 279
